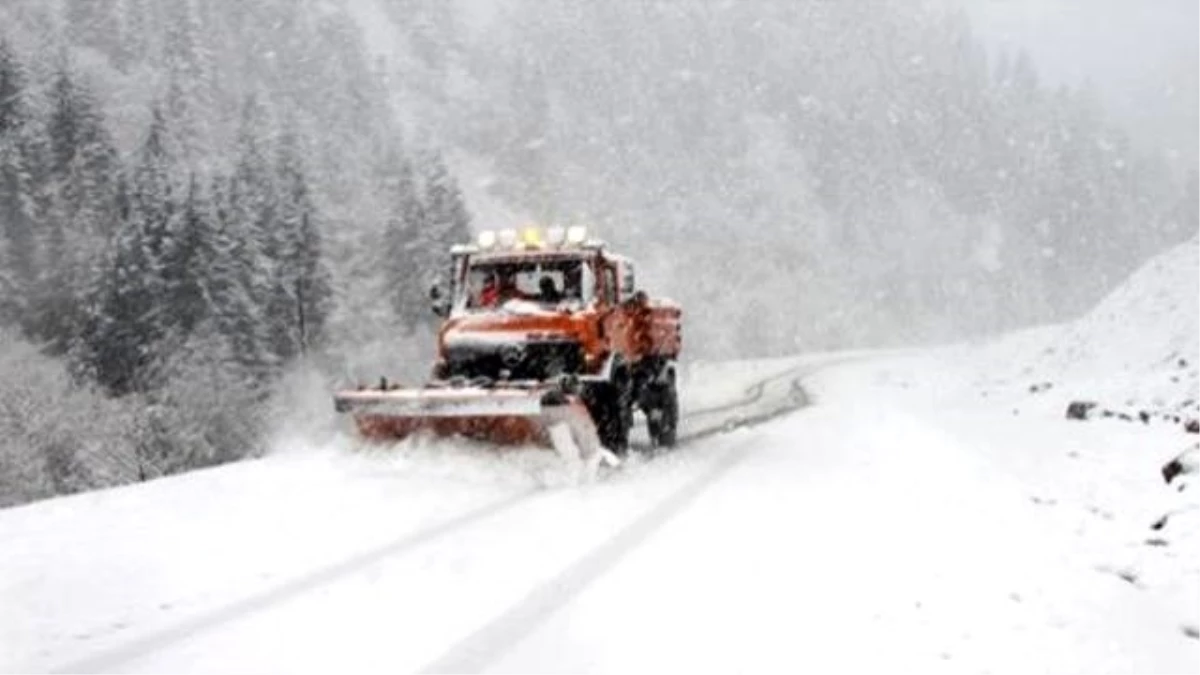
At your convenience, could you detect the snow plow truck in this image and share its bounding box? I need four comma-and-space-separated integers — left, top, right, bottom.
333, 226, 682, 468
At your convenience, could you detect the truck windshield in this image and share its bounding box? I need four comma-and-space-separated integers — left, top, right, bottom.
461, 258, 592, 312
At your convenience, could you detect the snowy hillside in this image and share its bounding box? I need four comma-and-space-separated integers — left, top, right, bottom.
878, 237, 1199, 425
1031, 236, 1199, 420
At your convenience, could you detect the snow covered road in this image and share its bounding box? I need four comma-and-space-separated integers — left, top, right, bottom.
2, 354, 1196, 673
486, 392, 1194, 674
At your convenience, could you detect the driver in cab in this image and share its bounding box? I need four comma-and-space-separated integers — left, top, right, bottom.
479, 271, 530, 307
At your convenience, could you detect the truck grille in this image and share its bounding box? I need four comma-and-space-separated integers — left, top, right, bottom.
445, 341, 584, 381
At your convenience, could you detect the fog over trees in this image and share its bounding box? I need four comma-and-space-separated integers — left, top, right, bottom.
0, 0, 1194, 505
956, 0, 1197, 173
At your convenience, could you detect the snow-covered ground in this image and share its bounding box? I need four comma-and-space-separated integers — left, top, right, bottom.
792, 238, 1200, 668
2, 241, 1197, 673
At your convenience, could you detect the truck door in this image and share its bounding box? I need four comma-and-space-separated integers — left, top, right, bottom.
599, 261, 637, 360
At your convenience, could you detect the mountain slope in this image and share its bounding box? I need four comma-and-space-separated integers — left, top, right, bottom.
970, 237, 1198, 422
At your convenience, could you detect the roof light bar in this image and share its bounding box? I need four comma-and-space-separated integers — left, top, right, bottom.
520, 226, 542, 248
566, 225, 588, 245
468, 225, 595, 251
477, 230, 497, 250
497, 229, 517, 249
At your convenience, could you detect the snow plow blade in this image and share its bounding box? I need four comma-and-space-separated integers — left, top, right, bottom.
333, 386, 606, 469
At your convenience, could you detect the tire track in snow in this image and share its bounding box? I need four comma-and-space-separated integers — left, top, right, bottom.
419, 366, 821, 671
51, 365, 816, 673
680, 361, 802, 419
52, 489, 543, 674
420, 435, 759, 674
650, 361, 812, 448
680, 375, 809, 443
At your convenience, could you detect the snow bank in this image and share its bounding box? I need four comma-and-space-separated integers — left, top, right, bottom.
805, 238, 1200, 646
978, 237, 1198, 423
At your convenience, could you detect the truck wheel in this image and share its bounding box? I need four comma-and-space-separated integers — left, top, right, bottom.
646, 377, 679, 449
587, 370, 632, 455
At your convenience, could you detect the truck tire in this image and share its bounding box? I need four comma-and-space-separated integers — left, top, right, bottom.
646, 375, 679, 449
586, 368, 633, 455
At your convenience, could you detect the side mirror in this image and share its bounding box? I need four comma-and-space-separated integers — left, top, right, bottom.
621, 290, 649, 311
429, 283, 450, 318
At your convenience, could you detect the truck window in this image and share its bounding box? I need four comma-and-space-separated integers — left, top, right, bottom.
605, 267, 618, 305
621, 262, 635, 302
579, 261, 596, 305
460, 258, 591, 310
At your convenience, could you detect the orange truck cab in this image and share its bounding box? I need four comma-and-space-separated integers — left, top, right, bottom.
429, 226, 682, 451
